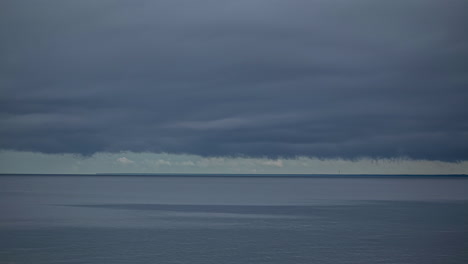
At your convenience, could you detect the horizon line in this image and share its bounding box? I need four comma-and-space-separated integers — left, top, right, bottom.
0, 173, 467, 178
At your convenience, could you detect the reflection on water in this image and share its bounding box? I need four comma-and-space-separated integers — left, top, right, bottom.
0, 175, 468, 263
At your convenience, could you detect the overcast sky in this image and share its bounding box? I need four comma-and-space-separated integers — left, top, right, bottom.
1, 1, 467, 173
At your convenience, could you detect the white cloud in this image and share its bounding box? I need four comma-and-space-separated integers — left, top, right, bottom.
117, 157, 134, 165
180, 161, 195, 166
155, 159, 171, 166
261, 159, 284, 167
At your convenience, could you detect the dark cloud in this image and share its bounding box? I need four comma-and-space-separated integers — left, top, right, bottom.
1, 0, 467, 161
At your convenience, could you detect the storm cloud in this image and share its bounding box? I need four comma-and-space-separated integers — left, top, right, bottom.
1, 0, 467, 161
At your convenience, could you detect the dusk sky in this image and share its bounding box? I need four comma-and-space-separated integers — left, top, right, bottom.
1, 0, 467, 174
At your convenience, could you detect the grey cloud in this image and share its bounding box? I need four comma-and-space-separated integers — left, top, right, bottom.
0, 0, 467, 161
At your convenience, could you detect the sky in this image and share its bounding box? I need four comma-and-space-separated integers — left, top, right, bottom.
1, 1, 467, 174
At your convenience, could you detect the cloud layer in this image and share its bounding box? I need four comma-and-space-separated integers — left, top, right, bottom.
1, 151, 467, 175
1, 0, 467, 160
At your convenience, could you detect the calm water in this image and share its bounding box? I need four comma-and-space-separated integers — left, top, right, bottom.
0, 175, 467, 263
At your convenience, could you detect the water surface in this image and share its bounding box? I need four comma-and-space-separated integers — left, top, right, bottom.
1, 175, 467, 263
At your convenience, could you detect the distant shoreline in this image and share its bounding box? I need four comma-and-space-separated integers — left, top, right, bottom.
0, 173, 467, 178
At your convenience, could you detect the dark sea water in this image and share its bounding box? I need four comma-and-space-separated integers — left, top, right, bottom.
0, 175, 467, 264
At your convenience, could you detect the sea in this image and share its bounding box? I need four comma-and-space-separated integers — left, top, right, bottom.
0, 174, 467, 264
